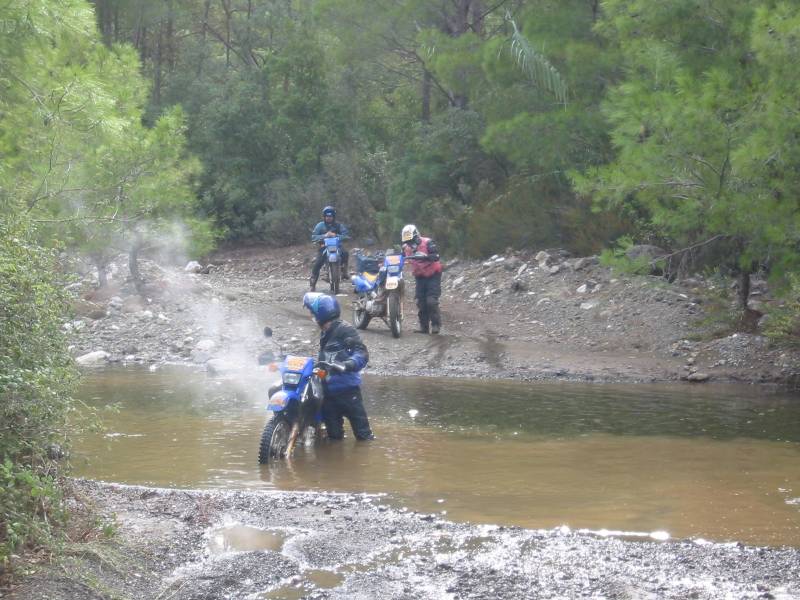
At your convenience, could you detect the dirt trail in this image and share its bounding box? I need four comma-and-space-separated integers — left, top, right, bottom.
210, 245, 800, 381
64, 243, 800, 384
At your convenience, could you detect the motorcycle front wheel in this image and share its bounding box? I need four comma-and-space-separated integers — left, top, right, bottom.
258, 414, 292, 463
388, 292, 402, 338
353, 302, 371, 330
328, 262, 340, 295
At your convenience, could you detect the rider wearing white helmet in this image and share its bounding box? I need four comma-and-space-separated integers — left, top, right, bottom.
401, 224, 443, 334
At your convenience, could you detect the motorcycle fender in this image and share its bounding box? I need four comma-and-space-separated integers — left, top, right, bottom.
385, 276, 399, 290
267, 389, 297, 412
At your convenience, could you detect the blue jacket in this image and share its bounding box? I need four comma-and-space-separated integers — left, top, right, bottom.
318, 320, 368, 394
311, 221, 350, 243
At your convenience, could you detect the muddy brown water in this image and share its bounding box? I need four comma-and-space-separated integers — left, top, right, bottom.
73, 367, 800, 547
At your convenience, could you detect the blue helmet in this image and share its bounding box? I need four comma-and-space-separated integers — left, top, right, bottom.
303, 292, 340, 325
322, 206, 336, 219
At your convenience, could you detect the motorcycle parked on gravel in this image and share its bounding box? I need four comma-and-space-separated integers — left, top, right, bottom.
321, 235, 343, 295
351, 250, 406, 338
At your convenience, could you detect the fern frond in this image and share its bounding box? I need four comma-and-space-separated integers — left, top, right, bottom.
506, 16, 568, 106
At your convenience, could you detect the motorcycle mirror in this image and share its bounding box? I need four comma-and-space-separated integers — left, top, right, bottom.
257, 351, 275, 365
263, 326, 273, 338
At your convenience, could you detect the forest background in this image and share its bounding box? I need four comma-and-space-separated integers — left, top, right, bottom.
3, 0, 800, 568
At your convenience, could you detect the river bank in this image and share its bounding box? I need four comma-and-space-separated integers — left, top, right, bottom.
3, 480, 799, 600
64, 244, 800, 385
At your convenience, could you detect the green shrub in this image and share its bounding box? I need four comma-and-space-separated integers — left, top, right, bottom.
0, 461, 66, 563
0, 219, 78, 568
763, 274, 800, 345
599, 235, 662, 275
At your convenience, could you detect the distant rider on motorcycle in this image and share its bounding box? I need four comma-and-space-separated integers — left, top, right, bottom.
302, 292, 374, 441
309, 206, 350, 291
401, 224, 443, 334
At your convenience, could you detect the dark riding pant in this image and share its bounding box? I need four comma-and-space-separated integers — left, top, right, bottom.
414, 272, 442, 332
322, 387, 373, 440
311, 247, 349, 280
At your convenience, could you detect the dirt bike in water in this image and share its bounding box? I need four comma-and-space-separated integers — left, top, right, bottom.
258, 354, 331, 463
321, 236, 343, 295
350, 250, 406, 338
257, 328, 346, 463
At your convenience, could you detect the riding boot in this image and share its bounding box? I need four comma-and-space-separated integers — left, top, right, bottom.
309, 274, 318, 292
428, 300, 441, 335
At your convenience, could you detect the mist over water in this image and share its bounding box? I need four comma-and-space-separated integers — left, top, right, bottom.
73, 368, 800, 547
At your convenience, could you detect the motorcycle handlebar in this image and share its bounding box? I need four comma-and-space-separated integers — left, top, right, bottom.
315, 360, 346, 374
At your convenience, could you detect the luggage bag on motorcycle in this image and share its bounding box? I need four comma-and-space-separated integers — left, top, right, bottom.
355, 253, 381, 274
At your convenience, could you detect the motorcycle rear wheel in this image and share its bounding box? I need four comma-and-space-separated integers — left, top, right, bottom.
328, 262, 340, 295
258, 414, 292, 463
388, 292, 402, 338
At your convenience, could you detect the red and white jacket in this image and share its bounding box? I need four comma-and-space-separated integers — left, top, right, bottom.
403, 237, 442, 278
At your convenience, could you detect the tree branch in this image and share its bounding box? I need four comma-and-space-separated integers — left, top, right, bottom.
32, 212, 148, 224
657, 234, 728, 261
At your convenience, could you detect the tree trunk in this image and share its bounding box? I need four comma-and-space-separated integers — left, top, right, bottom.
166, 0, 175, 72
197, 0, 212, 76
97, 0, 113, 45
153, 23, 163, 106
447, 0, 470, 36
470, 0, 485, 35
140, 25, 147, 64
128, 235, 145, 295
421, 70, 431, 123
591, 0, 600, 23
737, 269, 751, 311
441, 0, 474, 109
96, 261, 108, 288
113, 2, 119, 43
221, 0, 232, 68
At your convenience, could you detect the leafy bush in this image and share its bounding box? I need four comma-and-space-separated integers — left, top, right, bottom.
599, 235, 663, 275
0, 461, 65, 563
0, 219, 78, 568
763, 274, 800, 345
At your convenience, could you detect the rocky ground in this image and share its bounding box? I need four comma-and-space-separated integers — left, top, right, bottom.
65, 243, 800, 385
3, 480, 799, 600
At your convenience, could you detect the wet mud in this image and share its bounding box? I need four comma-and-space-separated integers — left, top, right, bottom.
6, 481, 799, 600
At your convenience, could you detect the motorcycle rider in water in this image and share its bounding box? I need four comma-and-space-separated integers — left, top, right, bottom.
401, 224, 443, 335
302, 292, 374, 441
309, 206, 350, 291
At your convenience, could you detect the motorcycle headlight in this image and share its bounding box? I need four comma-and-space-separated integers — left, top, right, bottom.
282, 372, 302, 385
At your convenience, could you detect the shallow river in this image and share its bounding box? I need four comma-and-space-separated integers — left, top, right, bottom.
73, 367, 800, 547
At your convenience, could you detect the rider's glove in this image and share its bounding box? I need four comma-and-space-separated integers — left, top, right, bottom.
329, 362, 347, 374
342, 359, 357, 372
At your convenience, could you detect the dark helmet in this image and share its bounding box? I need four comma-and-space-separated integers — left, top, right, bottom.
303, 292, 340, 325
322, 206, 336, 219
